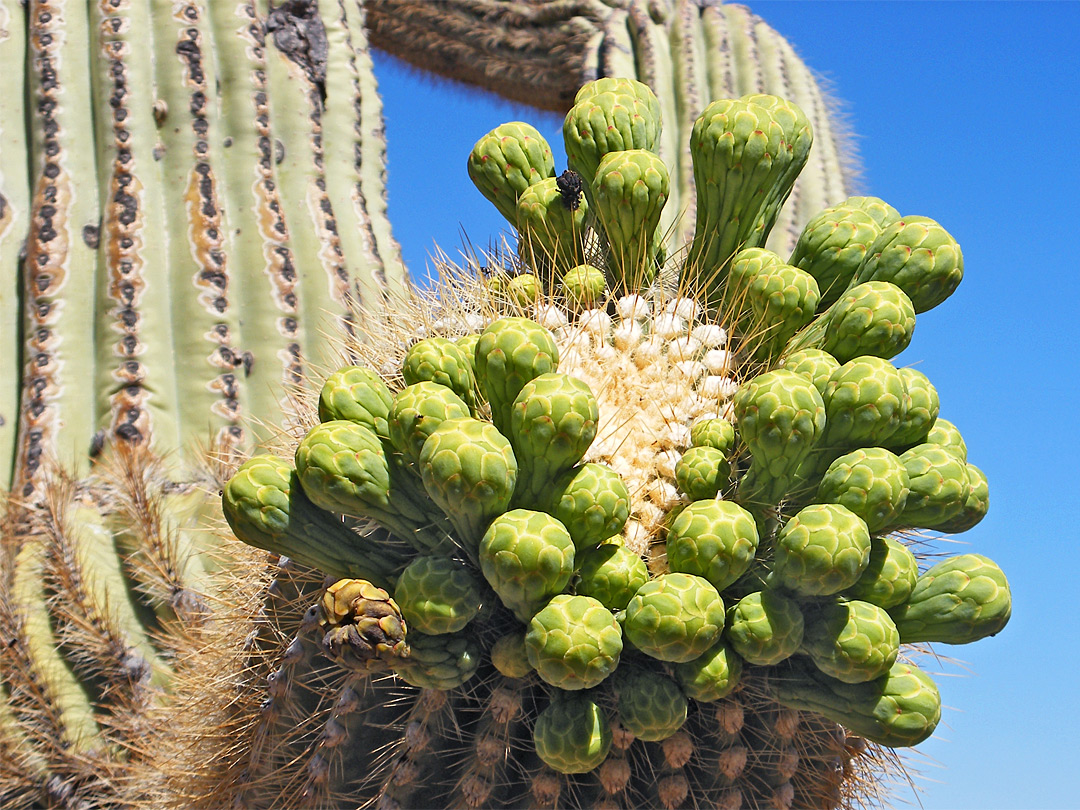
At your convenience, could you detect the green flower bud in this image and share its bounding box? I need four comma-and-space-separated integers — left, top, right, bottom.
544, 463, 630, 552
561, 264, 607, 310
614, 667, 688, 742
781, 348, 840, 399
770, 504, 871, 597
393, 556, 483, 635
623, 574, 726, 663
887, 368, 940, 449
665, 499, 759, 592
388, 382, 471, 467
816, 447, 910, 535
689, 417, 736, 455
474, 317, 560, 435
575, 543, 650, 611
923, 417, 967, 461
390, 630, 482, 690
526, 594, 623, 690
890, 554, 1011, 645
491, 631, 533, 679
402, 337, 479, 412
673, 639, 743, 702
789, 202, 882, 307
935, 463, 989, 533
533, 694, 612, 774
517, 178, 589, 278
896, 444, 971, 530
674, 446, 731, 501
317, 365, 393, 437
479, 509, 575, 622
844, 536, 919, 610
419, 417, 518, 550
725, 590, 804, 666
801, 599, 900, 684
851, 215, 963, 313
468, 122, 555, 226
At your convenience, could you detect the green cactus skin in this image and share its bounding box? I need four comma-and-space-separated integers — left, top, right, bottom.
525, 594, 623, 690
922, 417, 969, 461
418, 416, 518, 552
888, 368, 941, 449
478, 509, 575, 623
574, 543, 650, 612
673, 639, 743, 703
517, 177, 590, 279
222, 454, 405, 584
674, 446, 731, 500
665, 499, 759, 592
895, 444, 972, 530
844, 536, 920, 610
560, 263, 608, 311
613, 666, 689, 742
474, 316, 560, 436
685, 94, 813, 302
743, 262, 821, 363
623, 573, 726, 664
563, 86, 662, 200
770, 504, 872, 597
844, 196, 902, 228
890, 554, 1012, 645
388, 382, 472, 467
590, 148, 670, 291
820, 356, 909, 451
773, 658, 941, 748
800, 599, 900, 684
468, 121, 555, 227
780, 348, 841, 398
850, 215, 963, 313
816, 447, 911, 535
689, 416, 736, 455
390, 630, 482, 690
788, 200, 884, 308
543, 463, 630, 552
295, 420, 445, 546
393, 556, 483, 636
318, 365, 395, 434
509, 372, 599, 505
935, 463, 990, 533
402, 337, 480, 413
725, 590, 805, 666
533, 694, 612, 775
733, 369, 826, 506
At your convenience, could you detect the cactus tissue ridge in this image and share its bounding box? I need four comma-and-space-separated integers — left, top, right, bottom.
1, 70, 1005, 810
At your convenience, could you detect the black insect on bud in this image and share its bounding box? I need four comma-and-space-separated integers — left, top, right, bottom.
556, 169, 584, 211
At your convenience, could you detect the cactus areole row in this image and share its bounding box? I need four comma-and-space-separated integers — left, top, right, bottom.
223, 78, 1010, 808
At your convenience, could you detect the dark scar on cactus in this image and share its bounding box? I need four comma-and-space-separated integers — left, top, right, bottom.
556, 169, 584, 210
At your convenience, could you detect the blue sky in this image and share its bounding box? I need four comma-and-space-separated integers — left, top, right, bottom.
371, 3, 1080, 808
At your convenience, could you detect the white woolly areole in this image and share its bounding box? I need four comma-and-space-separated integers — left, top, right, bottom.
612, 320, 644, 350
691, 323, 728, 348
703, 348, 735, 375
534, 304, 569, 331
663, 297, 702, 321
616, 294, 651, 320
652, 312, 686, 340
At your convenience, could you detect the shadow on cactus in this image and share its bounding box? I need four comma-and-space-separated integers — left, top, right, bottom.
145, 77, 1007, 810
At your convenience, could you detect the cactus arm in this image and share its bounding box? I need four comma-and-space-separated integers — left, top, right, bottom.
151, 0, 247, 458
363, 0, 608, 113
0, 0, 28, 492
10, 537, 103, 755
88, 0, 183, 455
203, 2, 307, 435
14, 0, 103, 499
320, 0, 384, 309
348, 0, 407, 297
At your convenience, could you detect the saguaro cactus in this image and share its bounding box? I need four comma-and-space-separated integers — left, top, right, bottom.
0, 2, 870, 809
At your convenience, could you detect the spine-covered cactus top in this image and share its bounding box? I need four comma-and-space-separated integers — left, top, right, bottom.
177, 78, 1011, 809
